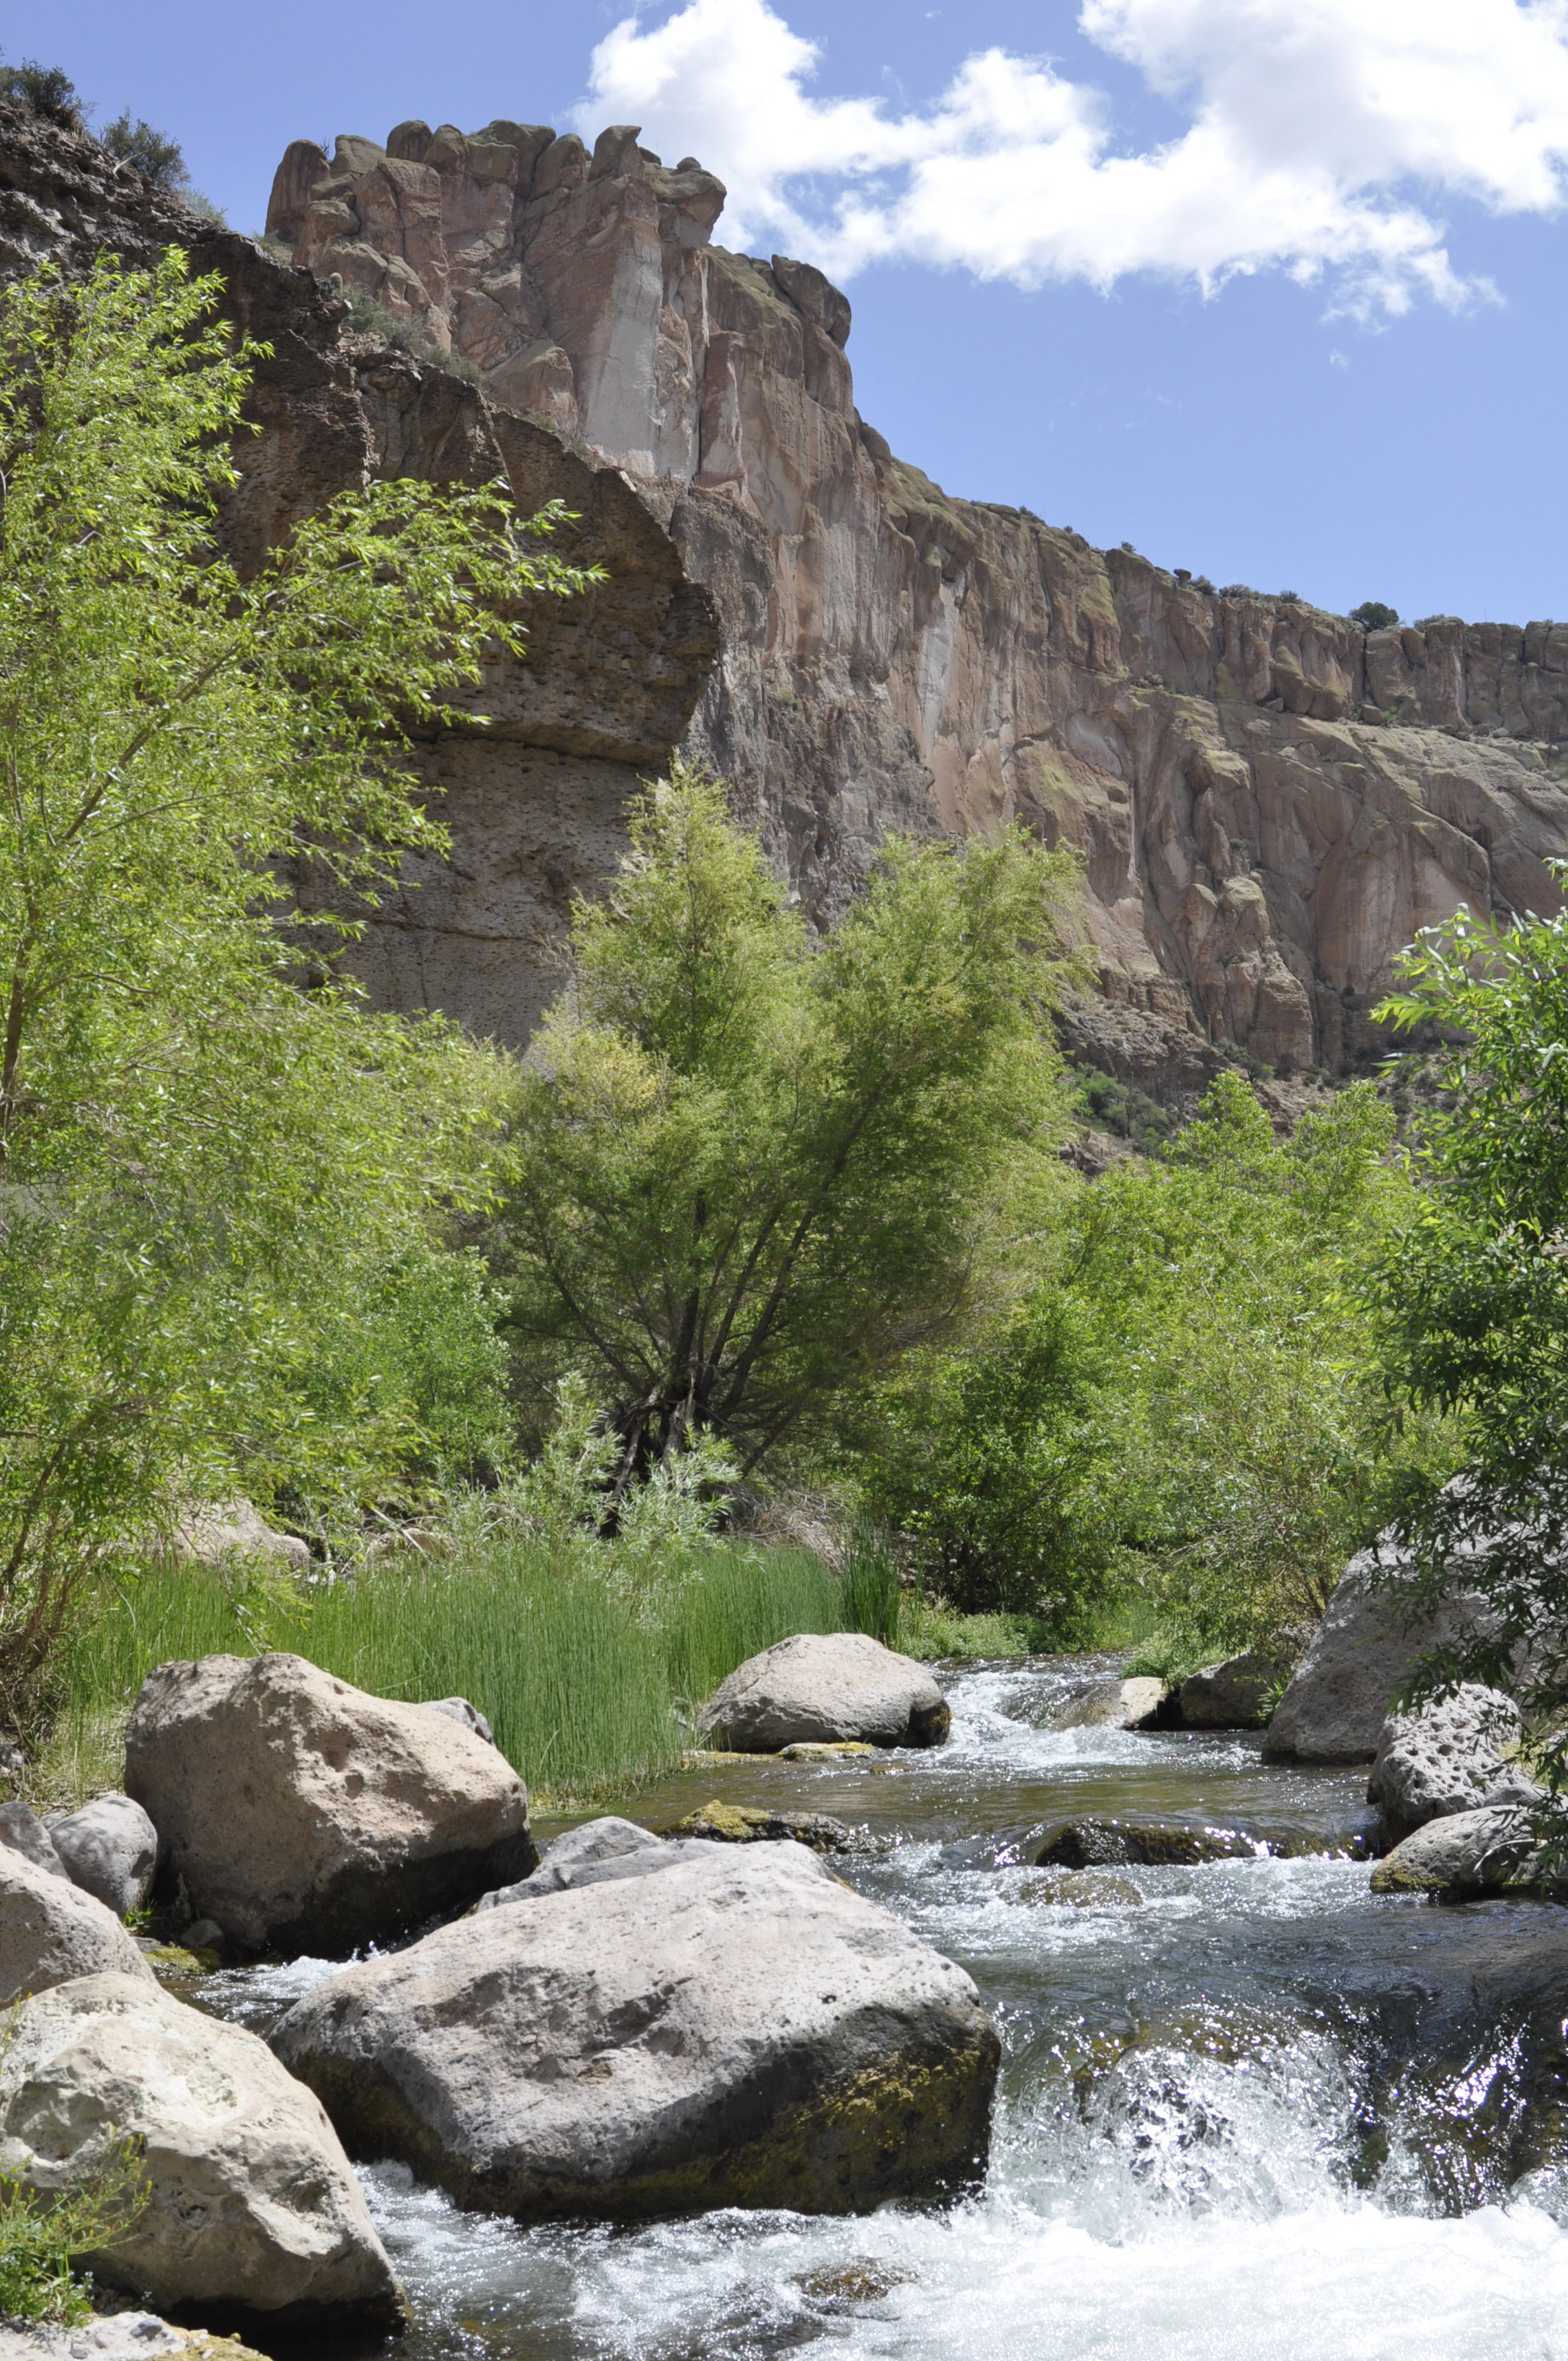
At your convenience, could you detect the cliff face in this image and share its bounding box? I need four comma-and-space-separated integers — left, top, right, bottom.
5, 101, 1564, 1079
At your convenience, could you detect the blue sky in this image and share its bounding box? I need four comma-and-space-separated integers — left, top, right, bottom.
12, 1, 1568, 625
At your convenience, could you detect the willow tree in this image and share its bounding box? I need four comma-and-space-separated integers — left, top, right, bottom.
498, 767, 1078, 1481
0, 249, 593, 1729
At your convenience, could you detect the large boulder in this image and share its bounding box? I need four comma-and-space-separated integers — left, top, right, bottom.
697, 1633, 950, 1752
1371, 1805, 1542, 1896
0, 1972, 402, 2337
1263, 1536, 1501, 1763
1178, 1653, 1280, 1729
275, 1840, 998, 2222
1367, 1684, 1536, 1844
125, 1653, 536, 1956
46, 1794, 160, 1916
474, 1815, 689, 1911
0, 1849, 156, 2003
0, 1802, 68, 1880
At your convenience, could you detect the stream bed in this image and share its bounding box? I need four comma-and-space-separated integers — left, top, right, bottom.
203, 1655, 1568, 2360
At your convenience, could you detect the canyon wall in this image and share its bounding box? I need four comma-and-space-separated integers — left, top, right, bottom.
6, 102, 1566, 1082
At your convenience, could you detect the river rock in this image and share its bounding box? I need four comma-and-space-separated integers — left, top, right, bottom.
0, 2318, 269, 2358
669, 1799, 856, 1852
1370, 1804, 1542, 1895
0, 1848, 156, 2003
275, 1840, 998, 2220
0, 1802, 68, 1880
46, 1794, 160, 1915
1036, 1818, 1274, 1868
421, 1694, 495, 1744
474, 1815, 694, 1910
1264, 1532, 1506, 1763
124, 1653, 537, 1955
1368, 1684, 1536, 1844
1050, 1677, 1168, 1732
1178, 1653, 1280, 1729
697, 1633, 951, 1752
0, 1972, 402, 2335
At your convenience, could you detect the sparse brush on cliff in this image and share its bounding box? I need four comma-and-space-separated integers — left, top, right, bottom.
0, 249, 598, 1739
494, 764, 1080, 1484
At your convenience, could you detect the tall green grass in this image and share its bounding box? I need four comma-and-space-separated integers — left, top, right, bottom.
57, 1539, 847, 1804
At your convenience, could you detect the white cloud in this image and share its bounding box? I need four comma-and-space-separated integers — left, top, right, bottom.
576, 0, 1568, 315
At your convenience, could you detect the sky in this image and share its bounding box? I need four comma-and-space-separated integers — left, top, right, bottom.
12, 0, 1568, 625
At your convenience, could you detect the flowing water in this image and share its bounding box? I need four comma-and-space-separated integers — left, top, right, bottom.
203, 1657, 1568, 2360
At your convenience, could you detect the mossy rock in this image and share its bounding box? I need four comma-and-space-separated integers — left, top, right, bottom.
669, 1799, 855, 1853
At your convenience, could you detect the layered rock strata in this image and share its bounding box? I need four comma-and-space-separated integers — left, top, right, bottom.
4, 101, 1566, 1078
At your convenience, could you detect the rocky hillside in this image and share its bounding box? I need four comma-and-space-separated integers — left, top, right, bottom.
5, 101, 1565, 1081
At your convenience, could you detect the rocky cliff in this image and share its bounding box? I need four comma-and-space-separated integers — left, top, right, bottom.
6, 101, 1565, 1081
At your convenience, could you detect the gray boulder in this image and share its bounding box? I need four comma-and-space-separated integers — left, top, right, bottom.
169, 1497, 310, 1576
275, 1841, 998, 2222
1179, 1653, 1280, 1729
0, 1971, 402, 2337
0, 1847, 156, 2003
46, 1793, 160, 1916
0, 1802, 68, 1880
1371, 1804, 1541, 1895
1368, 1684, 1536, 1844
697, 1632, 951, 1752
475, 1815, 694, 1910
0, 2315, 187, 2359
1050, 1676, 1167, 1731
125, 1652, 537, 1956
421, 1694, 494, 1744
1264, 1535, 1502, 1763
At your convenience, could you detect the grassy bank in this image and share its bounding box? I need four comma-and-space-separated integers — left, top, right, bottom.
53, 1541, 848, 1806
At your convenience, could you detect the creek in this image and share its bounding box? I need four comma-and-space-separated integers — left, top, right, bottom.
202, 1655, 1568, 2360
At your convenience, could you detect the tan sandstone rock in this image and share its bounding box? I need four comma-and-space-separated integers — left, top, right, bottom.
0, 1849, 156, 2004
0, 1972, 402, 2335
124, 1653, 536, 1954
697, 1632, 951, 1752
274, 1840, 997, 2220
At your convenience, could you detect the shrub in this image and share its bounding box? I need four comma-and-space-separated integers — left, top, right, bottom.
1351, 601, 1399, 630
0, 2121, 148, 2325
0, 58, 85, 132
99, 112, 186, 189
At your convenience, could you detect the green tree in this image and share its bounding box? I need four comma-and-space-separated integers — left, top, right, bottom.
1373, 888, 1568, 1771
497, 766, 1078, 1481
0, 249, 592, 1731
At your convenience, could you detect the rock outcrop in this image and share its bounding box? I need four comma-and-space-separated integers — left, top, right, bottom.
5, 98, 1567, 1084
0, 1849, 156, 2003
0, 1972, 402, 2335
697, 1632, 951, 1752
124, 1653, 536, 1954
274, 1840, 997, 2220
1367, 1684, 1536, 1844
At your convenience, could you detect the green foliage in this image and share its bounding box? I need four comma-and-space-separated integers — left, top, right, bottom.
99, 112, 186, 188
498, 764, 1079, 1479
1351, 601, 1400, 630
0, 57, 85, 131
864, 1295, 1117, 1631
0, 2113, 147, 2326
60, 1539, 846, 1802
837, 1520, 901, 1645
0, 250, 595, 1733
1071, 1067, 1176, 1150
1372, 885, 1568, 1771
344, 288, 484, 383
865, 1072, 1452, 1657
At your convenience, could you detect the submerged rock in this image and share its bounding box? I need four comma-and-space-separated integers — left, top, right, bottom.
0, 1971, 402, 2337
1178, 1653, 1282, 1729
1368, 1685, 1536, 1844
46, 1793, 160, 1916
275, 1840, 998, 2222
0, 1847, 156, 2004
1048, 1678, 1168, 1732
668, 1800, 857, 1852
697, 1633, 951, 1752
125, 1653, 536, 1955
1036, 1819, 1274, 1869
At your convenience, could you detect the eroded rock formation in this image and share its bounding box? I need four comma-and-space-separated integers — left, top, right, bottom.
4, 98, 1566, 1078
